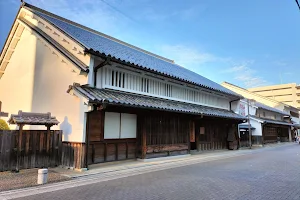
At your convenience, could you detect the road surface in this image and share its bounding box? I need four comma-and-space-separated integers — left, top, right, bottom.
14, 144, 300, 200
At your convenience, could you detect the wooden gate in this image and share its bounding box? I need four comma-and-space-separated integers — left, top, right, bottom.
0, 130, 62, 171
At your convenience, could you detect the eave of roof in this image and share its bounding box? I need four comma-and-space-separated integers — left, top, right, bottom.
69, 84, 246, 120
8, 111, 59, 126
19, 17, 89, 73
22, 2, 241, 99
250, 115, 293, 126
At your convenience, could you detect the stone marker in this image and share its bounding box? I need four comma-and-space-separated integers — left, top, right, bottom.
37, 169, 48, 184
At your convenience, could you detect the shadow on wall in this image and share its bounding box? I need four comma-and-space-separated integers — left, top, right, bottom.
60, 116, 72, 141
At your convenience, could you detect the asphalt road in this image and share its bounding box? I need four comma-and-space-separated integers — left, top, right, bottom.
16, 144, 300, 200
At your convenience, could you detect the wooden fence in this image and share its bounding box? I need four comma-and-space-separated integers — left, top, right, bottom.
61, 142, 86, 169
0, 130, 62, 171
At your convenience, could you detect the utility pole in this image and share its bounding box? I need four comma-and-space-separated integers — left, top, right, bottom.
247, 99, 252, 149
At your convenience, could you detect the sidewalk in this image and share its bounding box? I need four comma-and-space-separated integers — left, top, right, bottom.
54, 141, 294, 178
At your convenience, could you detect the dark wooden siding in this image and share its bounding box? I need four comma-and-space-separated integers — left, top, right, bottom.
143, 114, 189, 145
61, 142, 86, 169
88, 111, 104, 142
195, 120, 237, 151
139, 113, 190, 158
86, 110, 137, 164
0, 130, 62, 171
263, 125, 289, 143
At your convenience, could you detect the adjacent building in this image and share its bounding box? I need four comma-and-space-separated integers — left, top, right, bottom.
222, 82, 299, 146
248, 83, 300, 109
0, 3, 245, 169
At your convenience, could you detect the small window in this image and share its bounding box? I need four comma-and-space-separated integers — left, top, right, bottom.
263, 112, 266, 117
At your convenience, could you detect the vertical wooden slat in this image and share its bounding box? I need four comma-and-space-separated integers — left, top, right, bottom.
31, 131, 37, 168
115, 143, 118, 160
0, 131, 4, 171
16, 125, 23, 172
24, 133, 30, 169
104, 143, 107, 162
126, 142, 128, 159
58, 131, 62, 166
141, 117, 147, 159
46, 126, 51, 167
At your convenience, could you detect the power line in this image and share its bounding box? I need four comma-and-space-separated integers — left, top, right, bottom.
99, 0, 136, 23
296, 0, 300, 10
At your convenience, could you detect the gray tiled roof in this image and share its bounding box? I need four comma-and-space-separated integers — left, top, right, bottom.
239, 124, 255, 129
31, 8, 240, 97
255, 102, 289, 116
8, 111, 59, 125
72, 85, 246, 120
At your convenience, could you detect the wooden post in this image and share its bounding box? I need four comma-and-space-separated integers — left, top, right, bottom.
141, 118, 147, 159
85, 112, 89, 169
16, 124, 24, 172
195, 122, 199, 151
261, 124, 265, 146
288, 127, 292, 142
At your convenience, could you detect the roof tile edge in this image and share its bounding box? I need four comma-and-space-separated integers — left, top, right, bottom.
22, 2, 175, 64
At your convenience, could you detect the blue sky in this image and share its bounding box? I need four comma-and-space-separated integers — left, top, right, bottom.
1, 0, 300, 88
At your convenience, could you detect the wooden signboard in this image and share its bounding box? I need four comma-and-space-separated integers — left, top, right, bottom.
200, 127, 205, 135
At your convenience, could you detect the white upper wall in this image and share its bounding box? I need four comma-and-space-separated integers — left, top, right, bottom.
95, 65, 231, 110
0, 17, 90, 142
232, 99, 256, 117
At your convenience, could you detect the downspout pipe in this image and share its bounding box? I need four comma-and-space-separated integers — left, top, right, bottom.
93, 57, 111, 87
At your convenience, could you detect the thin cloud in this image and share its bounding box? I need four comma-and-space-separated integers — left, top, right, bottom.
159, 44, 222, 67
223, 62, 269, 88
221, 65, 247, 73
142, 5, 206, 22
274, 61, 287, 66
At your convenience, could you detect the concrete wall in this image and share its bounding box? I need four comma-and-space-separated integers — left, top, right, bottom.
249, 83, 300, 109
0, 28, 88, 142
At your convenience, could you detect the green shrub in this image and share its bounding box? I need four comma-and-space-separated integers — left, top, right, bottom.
0, 119, 10, 130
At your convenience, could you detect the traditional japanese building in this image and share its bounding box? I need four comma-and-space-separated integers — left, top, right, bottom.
0, 2, 245, 169
222, 82, 299, 146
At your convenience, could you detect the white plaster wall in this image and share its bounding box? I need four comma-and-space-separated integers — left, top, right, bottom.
250, 120, 262, 136
0, 30, 35, 129
0, 28, 88, 142
232, 99, 256, 116
97, 66, 231, 110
